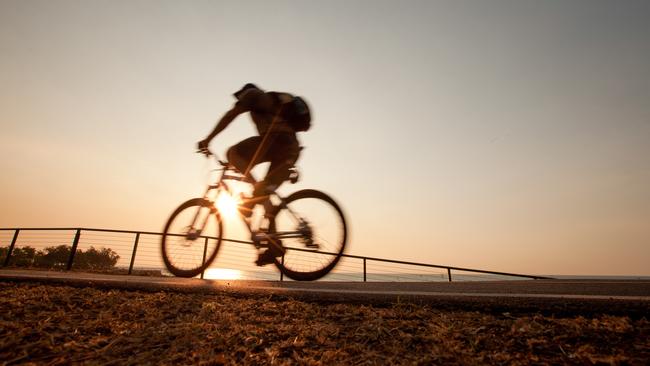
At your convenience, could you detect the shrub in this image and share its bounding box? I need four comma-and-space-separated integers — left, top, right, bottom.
2, 245, 120, 270
4, 246, 38, 267
34, 245, 71, 268
75, 246, 120, 269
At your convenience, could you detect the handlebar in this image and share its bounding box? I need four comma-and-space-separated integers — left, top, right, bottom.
197, 147, 229, 167
197, 147, 212, 157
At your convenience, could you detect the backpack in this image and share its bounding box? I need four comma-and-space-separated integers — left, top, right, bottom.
268, 92, 311, 132
282, 96, 311, 132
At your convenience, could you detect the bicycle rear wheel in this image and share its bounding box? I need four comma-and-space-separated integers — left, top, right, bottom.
268, 189, 347, 281
161, 198, 223, 278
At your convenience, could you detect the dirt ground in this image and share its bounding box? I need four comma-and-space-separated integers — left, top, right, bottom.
1, 282, 648, 365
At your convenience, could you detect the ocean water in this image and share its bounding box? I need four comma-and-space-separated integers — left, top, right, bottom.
121, 266, 650, 282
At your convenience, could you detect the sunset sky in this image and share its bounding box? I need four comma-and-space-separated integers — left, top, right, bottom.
1, 0, 649, 276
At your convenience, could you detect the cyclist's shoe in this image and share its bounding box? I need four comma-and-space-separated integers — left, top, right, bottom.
255, 240, 284, 266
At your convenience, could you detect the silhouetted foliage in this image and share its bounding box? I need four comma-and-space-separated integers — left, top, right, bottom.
2, 246, 38, 266
75, 246, 120, 269
34, 245, 71, 268
1, 245, 120, 269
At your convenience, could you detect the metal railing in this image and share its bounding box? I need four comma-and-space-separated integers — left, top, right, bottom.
0, 227, 551, 282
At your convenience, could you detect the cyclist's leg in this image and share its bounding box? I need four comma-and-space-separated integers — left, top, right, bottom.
226, 136, 264, 182
255, 133, 300, 196
254, 134, 300, 265
227, 136, 277, 217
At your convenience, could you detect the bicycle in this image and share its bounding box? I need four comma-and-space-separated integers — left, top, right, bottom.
160, 148, 348, 281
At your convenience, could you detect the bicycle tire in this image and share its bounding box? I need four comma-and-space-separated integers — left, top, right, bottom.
161, 198, 223, 278
268, 189, 347, 281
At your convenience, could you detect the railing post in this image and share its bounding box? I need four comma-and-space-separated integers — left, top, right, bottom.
3, 229, 20, 267
447, 268, 452, 282
280, 255, 284, 282
200, 237, 208, 279
128, 233, 140, 275
363, 258, 367, 282
67, 229, 81, 271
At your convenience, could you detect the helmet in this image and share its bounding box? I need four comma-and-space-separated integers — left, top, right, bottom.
233, 83, 261, 99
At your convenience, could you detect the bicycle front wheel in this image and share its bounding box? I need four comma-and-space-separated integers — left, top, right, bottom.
269, 189, 347, 281
161, 198, 223, 278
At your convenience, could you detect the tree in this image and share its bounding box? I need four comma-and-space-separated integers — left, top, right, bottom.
34, 245, 71, 268
3, 246, 38, 266
75, 246, 120, 269
0, 246, 7, 263
1, 245, 120, 270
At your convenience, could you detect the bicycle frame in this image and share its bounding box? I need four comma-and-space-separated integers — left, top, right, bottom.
162, 150, 346, 280
191, 155, 309, 249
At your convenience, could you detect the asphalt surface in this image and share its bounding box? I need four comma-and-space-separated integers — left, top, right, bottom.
2, 269, 649, 316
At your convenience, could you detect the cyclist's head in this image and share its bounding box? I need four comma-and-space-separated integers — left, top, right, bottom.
234, 83, 261, 99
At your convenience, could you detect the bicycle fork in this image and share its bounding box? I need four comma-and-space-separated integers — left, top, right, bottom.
186, 204, 217, 240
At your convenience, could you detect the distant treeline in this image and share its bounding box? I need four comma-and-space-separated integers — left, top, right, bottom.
0, 245, 119, 269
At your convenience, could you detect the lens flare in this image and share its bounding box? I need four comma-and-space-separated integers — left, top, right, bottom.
216, 192, 239, 218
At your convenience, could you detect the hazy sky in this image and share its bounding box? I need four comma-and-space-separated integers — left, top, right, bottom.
1, 0, 649, 275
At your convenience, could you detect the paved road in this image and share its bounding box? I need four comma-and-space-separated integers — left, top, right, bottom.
2, 269, 649, 316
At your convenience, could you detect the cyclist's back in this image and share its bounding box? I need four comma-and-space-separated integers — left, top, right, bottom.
235, 86, 296, 136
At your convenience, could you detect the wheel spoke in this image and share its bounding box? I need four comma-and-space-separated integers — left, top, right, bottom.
161, 199, 223, 277
270, 190, 346, 281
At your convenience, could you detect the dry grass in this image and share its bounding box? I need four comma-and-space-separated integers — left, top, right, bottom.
1, 282, 648, 365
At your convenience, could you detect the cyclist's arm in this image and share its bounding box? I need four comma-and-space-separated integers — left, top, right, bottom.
204, 104, 246, 142
200, 88, 264, 147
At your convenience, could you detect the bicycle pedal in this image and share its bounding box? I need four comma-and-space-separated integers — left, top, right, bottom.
305, 242, 319, 249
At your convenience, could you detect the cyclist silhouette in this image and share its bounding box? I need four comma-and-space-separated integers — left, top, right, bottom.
197, 83, 308, 265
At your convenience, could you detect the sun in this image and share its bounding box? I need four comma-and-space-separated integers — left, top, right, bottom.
216, 192, 240, 218
203, 268, 243, 280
